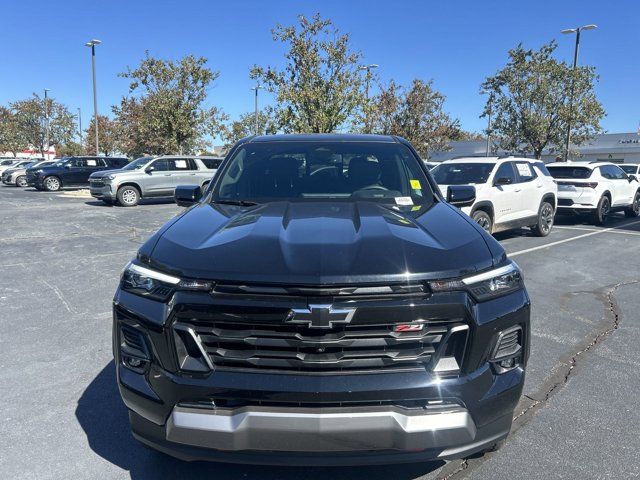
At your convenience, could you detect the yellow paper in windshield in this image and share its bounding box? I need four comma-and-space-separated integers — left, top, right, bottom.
410, 179, 422, 190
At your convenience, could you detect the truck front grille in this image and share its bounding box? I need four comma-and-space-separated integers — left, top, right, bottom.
173, 311, 467, 374
90, 180, 105, 187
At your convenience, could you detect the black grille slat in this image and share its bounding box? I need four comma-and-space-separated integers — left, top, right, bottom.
197, 332, 444, 349
209, 346, 436, 362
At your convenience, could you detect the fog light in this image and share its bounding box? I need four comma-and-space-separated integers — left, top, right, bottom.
490, 325, 523, 374
120, 324, 150, 373
126, 356, 143, 368
498, 357, 516, 369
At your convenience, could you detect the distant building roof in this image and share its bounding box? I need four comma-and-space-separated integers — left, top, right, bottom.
429, 133, 640, 162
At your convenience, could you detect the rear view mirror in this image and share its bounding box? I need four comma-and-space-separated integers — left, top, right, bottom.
447, 185, 476, 208
628, 174, 637, 182
145, 166, 155, 174
174, 185, 202, 207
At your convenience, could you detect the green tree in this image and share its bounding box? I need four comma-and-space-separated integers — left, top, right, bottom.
369, 79, 461, 158
0, 106, 25, 156
251, 13, 364, 133
113, 52, 226, 156
11, 94, 75, 157
56, 141, 84, 157
456, 130, 486, 141
222, 107, 278, 148
84, 115, 119, 155
112, 97, 149, 158
481, 41, 605, 159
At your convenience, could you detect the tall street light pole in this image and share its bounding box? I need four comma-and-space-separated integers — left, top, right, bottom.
561, 24, 597, 161
77, 108, 83, 145
358, 64, 379, 133
85, 39, 101, 155
251, 85, 263, 135
44, 89, 50, 160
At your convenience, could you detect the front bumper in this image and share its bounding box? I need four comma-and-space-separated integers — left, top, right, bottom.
168, 404, 475, 452
26, 172, 39, 186
129, 406, 512, 465
114, 287, 530, 464
31, 175, 47, 188
89, 181, 116, 199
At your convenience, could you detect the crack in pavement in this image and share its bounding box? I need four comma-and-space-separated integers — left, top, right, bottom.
512, 280, 637, 422
437, 280, 639, 480
439, 459, 469, 480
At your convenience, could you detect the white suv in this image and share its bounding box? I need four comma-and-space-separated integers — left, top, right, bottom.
547, 162, 640, 225
431, 157, 557, 236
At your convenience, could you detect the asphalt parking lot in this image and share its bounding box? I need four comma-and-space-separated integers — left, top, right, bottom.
1, 186, 639, 479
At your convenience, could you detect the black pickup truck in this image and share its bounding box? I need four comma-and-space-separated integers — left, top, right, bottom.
112, 134, 530, 465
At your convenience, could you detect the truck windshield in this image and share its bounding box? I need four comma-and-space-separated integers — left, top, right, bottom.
431, 163, 495, 185
121, 157, 153, 171
212, 141, 434, 206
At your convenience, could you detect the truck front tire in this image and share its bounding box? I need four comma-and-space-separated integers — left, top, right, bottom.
117, 186, 140, 207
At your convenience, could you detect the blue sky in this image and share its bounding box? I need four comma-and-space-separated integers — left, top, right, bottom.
2, 0, 638, 138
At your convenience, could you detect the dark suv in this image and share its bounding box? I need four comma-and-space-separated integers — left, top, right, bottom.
30, 156, 129, 191
113, 134, 530, 465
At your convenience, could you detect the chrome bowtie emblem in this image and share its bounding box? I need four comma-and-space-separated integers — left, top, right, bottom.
287, 304, 356, 329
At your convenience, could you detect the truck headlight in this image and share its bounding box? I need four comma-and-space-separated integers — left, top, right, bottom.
121, 262, 213, 300
429, 261, 524, 301
106, 174, 116, 181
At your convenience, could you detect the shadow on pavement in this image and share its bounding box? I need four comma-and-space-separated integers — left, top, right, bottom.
76, 362, 443, 480
85, 198, 175, 208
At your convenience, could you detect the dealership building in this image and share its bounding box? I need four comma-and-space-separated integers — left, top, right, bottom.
429, 132, 640, 164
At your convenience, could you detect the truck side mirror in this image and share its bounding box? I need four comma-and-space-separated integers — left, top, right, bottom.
447, 185, 476, 208
174, 185, 202, 207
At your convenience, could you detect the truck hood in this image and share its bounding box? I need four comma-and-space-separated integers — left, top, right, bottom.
145, 201, 499, 284
89, 168, 130, 179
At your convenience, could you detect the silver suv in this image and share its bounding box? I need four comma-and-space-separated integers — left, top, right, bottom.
89, 155, 222, 206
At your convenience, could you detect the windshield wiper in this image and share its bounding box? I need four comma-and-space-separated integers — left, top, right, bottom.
212, 199, 259, 206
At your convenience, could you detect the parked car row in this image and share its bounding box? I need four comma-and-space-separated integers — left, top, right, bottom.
431, 157, 640, 233
0, 158, 44, 176
2, 159, 54, 187
3, 154, 224, 207
3, 135, 636, 464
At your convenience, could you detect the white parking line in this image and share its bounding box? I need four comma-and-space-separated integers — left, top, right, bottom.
554, 226, 601, 232
510, 219, 640, 257
555, 225, 640, 237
